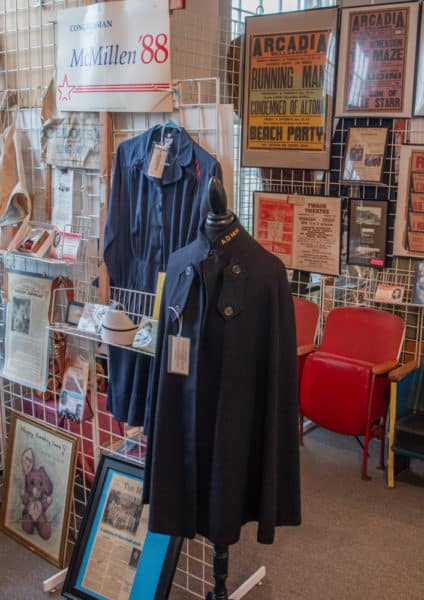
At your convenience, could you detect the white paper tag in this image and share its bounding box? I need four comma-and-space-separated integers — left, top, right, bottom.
168, 335, 190, 375
148, 144, 168, 178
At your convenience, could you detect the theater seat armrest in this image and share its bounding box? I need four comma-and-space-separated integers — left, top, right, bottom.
297, 344, 316, 357
388, 359, 419, 382
372, 360, 399, 375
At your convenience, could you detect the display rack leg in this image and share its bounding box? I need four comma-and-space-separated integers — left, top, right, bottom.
206, 544, 266, 600
43, 568, 68, 592
206, 544, 229, 600
229, 566, 266, 599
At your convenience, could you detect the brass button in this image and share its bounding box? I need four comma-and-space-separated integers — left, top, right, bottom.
232, 264, 241, 276
224, 306, 234, 317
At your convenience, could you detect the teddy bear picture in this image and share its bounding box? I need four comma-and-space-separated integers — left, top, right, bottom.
20, 447, 53, 540
0, 413, 78, 568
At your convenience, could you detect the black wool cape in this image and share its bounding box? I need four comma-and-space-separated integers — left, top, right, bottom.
143, 218, 301, 546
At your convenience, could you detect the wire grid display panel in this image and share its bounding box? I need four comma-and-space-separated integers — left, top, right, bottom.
0, 0, 421, 597
0, 5, 235, 598
237, 110, 424, 354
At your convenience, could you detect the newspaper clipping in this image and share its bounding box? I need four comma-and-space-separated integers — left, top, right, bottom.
81, 472, 146, 599
2, 272, 53, 391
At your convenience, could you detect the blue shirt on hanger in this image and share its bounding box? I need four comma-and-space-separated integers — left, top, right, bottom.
103, 125, 223, 426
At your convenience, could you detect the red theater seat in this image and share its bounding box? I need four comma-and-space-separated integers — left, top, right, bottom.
299, 306, 405, 479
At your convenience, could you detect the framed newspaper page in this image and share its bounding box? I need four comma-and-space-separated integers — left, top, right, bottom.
336, 2, 419, 118
241, 7, 338, 169
253, 192, 341, 276
2, 271, 53, 391
343, 127, 389, 183
348, 199, 388, 268
394, 145, 424, 257
62, 454, 182, 600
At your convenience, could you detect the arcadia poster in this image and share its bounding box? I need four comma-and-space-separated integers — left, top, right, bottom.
241, 7, 337, 169
336, 2, 418, 117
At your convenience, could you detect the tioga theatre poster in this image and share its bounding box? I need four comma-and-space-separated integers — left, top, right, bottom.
241, 7, 337, 169
336, 2, 418, 117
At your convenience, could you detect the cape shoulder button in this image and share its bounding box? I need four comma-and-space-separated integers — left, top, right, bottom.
223, 306, 234, 318
231, 264, 241, 276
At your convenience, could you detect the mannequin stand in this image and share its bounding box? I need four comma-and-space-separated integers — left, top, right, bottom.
203, 177, 266, 600
206, 545, 229, 600
44, 178, 267, 598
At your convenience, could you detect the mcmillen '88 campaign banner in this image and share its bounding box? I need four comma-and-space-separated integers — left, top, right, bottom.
56, 0, 172, 113
241, 7, 338, 170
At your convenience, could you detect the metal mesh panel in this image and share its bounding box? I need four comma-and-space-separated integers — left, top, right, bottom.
0, 1, 423, 598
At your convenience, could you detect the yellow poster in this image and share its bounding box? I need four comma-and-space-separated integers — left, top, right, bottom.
247, 30, 330, 152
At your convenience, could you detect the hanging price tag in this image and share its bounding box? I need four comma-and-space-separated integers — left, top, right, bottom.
148, 144, 168, 178
168, 335, 190, 375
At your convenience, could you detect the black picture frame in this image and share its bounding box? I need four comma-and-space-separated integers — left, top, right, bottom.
412, 261, 424, 305
62, 454, 182, 600
347, 199, 388, 268
65, 301, 85, 326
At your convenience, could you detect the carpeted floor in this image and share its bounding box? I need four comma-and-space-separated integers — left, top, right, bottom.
1, 427, 423, 599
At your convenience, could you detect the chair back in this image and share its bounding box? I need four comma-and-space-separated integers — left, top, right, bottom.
293, 296, 320, 347
320, 306, 405, 364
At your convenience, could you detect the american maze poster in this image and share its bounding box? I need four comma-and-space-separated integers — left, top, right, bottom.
336, 2, 418, 117
241, 7, 337, 169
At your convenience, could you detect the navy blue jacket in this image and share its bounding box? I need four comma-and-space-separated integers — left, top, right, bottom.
103, 126, 222, 425
143, 218, 301, 545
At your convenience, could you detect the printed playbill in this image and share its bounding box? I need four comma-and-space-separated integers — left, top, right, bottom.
247, 29, 330, 152
254, 193, 341, 276
336, 3, 418, 117
241, 7, 337, 169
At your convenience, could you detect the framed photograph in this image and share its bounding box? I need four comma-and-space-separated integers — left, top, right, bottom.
132, 318, 158, 354
348, 200, 388, 268
394, 145, 424, 257
253, 192, 341, 276
374, 283, 405, 304
66, 301, 85, 326
77, 302, 109, 336
62, 454, 182, 600
336, 2, 419, 118
412, 261, 424, 304
0, 411, 78, 567
59, 359, 90, 423
241, 7, 338, 169
343, 127, 388, 183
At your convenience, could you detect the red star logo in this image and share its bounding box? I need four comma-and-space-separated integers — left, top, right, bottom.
57, 74, 75, 102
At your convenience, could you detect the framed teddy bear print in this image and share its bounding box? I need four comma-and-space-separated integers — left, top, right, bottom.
0, 411, 78, 567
